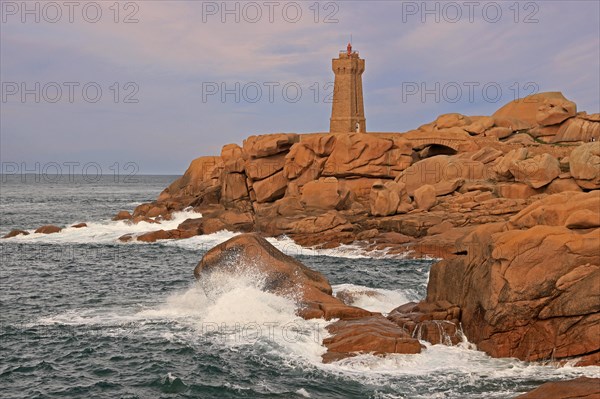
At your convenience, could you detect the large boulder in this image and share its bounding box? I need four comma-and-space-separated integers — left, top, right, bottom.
3, 229, 30, 238
397, 155, 486, 196
493, 148, 528, 179
194, 233, 371, 321
553, 114, 600, 143
113, 210, 132, 221
322, 133, 412, 178
34, 225, 62, 234
283, 143, 317, 181
535, 95, 577, 126
369, 180, 412, 216
300, 178, 351, 210
508, 153, 561, 188
251, 171, 288, 203
493, 92, 575, 127
195, 233, 329, 294
300, 134, 336, 156
243, 133, 299, 158
136, 229, 197, 242
221, 144, 244, 173
220, 172, 249, 204
435, 113, 471, 129
464, 116, 494, 135
245, 153, 286, 180
509, 191, 599, 229
570, 142, 600, 189
413, 184, 437, 211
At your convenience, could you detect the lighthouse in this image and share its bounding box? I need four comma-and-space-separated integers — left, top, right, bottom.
329, 43, 366, 133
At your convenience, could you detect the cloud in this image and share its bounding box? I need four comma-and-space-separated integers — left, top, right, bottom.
1, 0, 598, 174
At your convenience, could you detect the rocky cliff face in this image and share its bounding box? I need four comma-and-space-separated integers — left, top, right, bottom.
14, 92, 598, 368
112, 92, 598, 258
426, 191, 600, 364
102, 92, 600, 366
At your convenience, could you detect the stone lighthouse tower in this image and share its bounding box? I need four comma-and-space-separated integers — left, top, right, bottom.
330, 43, 366, 133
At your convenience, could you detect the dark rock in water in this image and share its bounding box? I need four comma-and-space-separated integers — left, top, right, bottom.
3, 229, 30, 239
515, 377, 600, 398
34, 225, 62, 234
71, 223, 87, 228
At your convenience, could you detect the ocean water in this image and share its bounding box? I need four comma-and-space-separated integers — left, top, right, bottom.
1, 175, 598, 399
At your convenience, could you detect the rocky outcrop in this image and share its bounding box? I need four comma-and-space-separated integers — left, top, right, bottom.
425, 191, 600, 364
194, 234, 371, 320
194, 233, 427, 362
157, 156, 222, 205
118, 92, 598, 252
387, 301, 462, 346
322, 133, 412, 178
515, 377, 600, 399
553, 113, 600, 143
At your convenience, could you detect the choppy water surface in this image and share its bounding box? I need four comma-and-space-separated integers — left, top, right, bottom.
1, 175, 597, 398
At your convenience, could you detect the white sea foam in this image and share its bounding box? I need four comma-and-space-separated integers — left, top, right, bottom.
331, 283, 416, 314
31, 270, 600, 393
4, 210, 405, 259
4, 209, 204, 245
317, 343, 600, 392
164, 233, 408, 260
35, 265, 329, 364
296, 388, 311, 397
14, 210, 599, 393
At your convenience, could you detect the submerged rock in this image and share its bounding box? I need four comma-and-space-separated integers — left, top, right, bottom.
34, 225, 62, 234
3, 229, 30, 238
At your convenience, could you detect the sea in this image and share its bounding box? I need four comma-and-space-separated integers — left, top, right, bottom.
1, 174, 598, 398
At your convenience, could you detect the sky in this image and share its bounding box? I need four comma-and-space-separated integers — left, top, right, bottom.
1, 0, 599, 174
